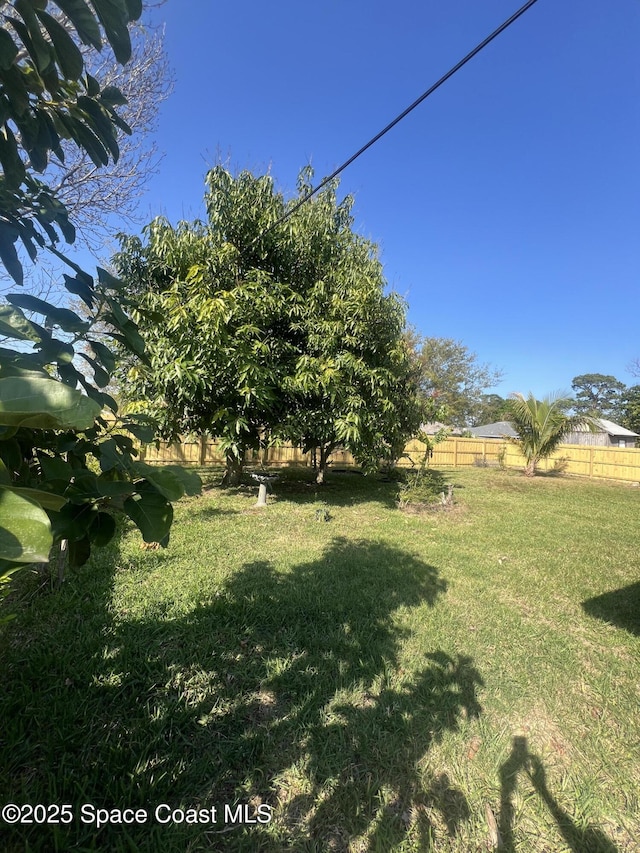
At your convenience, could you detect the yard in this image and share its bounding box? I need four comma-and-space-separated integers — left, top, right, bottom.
1, 467, 638, 852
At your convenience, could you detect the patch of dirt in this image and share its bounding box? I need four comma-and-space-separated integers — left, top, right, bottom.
245, 689, 282, 724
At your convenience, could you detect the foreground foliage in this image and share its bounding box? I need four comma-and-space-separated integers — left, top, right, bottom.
1, 468, 638, 851
0, 1, 198, 599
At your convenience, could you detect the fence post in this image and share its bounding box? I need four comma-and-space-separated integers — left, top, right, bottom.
453, 437, 458, 467
589, 446, 594, 478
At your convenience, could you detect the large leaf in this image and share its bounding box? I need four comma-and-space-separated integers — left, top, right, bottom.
68, 534, 91, 568
6, 293, 90, 332
0, 376, 101, 429
123, 480, 172, 544
120, 415, 156, 443
163, 465, 202, 497
131, 462, 184, 501
0, 488, 52, 563
89, 511, 116, 547
0, 28, 19, 70
36, 8, 84, 80
92, 0, 134, 64
78, 352, 110, 387
51, 0, 102, 51
0, 485, 66, 512
0, 305, 42, 343
38, 454, 74, 484
0, 225, 22, 285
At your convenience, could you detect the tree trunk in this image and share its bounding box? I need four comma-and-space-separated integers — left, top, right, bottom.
523, 458, 537, 477
222, 449, 244, 486
315, 444, 334, 485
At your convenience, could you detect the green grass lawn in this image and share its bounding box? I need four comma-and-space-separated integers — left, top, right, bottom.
1, 467, 639, 852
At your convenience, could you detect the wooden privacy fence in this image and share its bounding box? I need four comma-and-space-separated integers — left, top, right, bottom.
138, 435, 640, 484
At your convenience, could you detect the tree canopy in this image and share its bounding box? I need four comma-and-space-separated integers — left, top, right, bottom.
620, 385, 640, 437
406, 333, 503, 428
570, 374, 626, 421
115, 166, 430, 483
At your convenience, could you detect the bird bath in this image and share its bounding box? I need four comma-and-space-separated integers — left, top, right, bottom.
250, 472, 279, 507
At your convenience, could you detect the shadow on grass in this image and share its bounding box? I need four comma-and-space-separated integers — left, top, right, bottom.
582, 582, 640, 636
185, 505, 240, 522
216, 467, 403, 510
0, 535, 483, 852
499, 736, 619, 853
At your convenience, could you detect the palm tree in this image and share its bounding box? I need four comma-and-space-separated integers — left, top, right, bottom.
507, 392, 597, 476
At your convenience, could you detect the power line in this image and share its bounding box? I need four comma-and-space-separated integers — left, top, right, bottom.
245, 0, 540, 251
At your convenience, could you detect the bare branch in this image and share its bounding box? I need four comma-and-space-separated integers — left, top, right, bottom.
41, 12, 174, 252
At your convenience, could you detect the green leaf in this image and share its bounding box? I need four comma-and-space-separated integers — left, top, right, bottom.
0, 28, 19, 70
89, 511, 116, 547
123, 480, 173, 544
131, 462, 184, 501
0, 126, 26, 188
0, 376, 101, 429
99, 85, 128, 107
0, 222, 23, 285
1, 63, 30, 116
95, 475, 133, 498
63, 274, 95, 308
69, 117, 109, 167
163, 465, 202, 497
35, 337, 75, 366
15, 0, 54, 73
125, 0, 143, 20
6, 293, 90, 332
36, 8, 84, 80
38, 454, 73, 483
0, 484, 66, 512
68, 534, 91, 567
0, 304, 42, 343
77, 97, 119, 162
51, 0, 102, 50
85, 72, 100, 96
89, 340, 116, 373
78, 352, 110, 388
92, 1, 133, 64
0, 488, 52, 563
120, 414, 156, 443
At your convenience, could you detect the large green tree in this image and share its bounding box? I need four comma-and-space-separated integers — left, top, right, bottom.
474, 393, 510, 426
0, 1, 198, 597
570, 374, 626, 420
620, 385, 640, 438
115, 167, 428, 484
507, 392, 596, 476
407, 333, 503, 428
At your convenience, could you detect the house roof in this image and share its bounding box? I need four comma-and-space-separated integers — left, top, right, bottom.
420, 422, 464, 435
468, 421, 518, 438
571, 418, 639, 437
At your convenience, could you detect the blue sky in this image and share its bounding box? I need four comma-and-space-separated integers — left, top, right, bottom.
135, 0, 639, 400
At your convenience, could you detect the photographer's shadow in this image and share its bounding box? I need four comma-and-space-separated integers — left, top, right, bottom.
499, 736, 618, 853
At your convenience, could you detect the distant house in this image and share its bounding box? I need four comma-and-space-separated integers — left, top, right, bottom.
420, 422, 464, 436
468, 418, 638, 448
468, 421, 518, 439
562, 419, 639, 448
